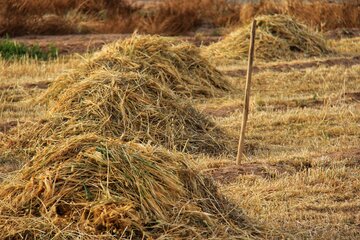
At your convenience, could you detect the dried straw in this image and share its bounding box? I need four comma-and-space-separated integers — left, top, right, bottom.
3, 35, 234, 158
204, 14, 332, 62
42, 34, 231, 101
9, 69, 230, 157
0, 133, 261, 239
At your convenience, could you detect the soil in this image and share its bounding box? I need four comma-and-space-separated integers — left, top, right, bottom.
13, 34, 222, 55
224, 55, 360, 77
326, 148, 360, 160
312, 148, 360, 168
343, 92, 360, 101
203, 162, 293, 184
0, 80, 54, 92
201, 92, 359, 117
201, 103, 243, 117
0, 121, 19, 133
205, 148, 360, 184
325, 28, 360, 39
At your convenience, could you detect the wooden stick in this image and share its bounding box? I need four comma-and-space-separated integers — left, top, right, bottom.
236, 19, 256, 165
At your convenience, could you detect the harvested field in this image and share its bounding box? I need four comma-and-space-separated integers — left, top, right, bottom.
223, 55, 360, 77
1, 9, 360, 240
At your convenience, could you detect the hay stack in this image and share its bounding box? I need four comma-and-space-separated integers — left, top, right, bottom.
12, 69, 229, 156
204, 14, 331, 62
0, 134, 260, 239
26, 36, 233, 155
43, 35, 231, 100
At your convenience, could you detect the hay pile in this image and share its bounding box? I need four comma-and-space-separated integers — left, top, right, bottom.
11, 69, 229, 156
0, 35, 262, 239
3, 35, 233, 158
0, 134, 260, 239
204, 14, 331, 62
44, 35, 231, 100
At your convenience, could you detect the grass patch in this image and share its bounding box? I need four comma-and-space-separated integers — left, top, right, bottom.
0, 38, 58, 60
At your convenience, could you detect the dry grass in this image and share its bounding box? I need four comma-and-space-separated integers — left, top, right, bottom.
220, 151, 360, 239
194, 56, 360, 239
1, 0, 360, 36
0, 57, 79, 125
0, 133, 262, 239
329, 37, 360, 55
2, 37, 233, 168
0, 33, 359, 239
0, 0, 137, 35
12, 70, 230, 156
204, 14, 331, 62
239, 0, 360, 32
136, 0, 241, 35
80, 35, 231, 98
0, 0, 240, 36
40, 35, 231, 101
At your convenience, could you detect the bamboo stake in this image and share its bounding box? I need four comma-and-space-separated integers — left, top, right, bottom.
236, 19, 256, 165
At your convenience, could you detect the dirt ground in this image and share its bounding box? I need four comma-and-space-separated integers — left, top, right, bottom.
13, 34, 222, 54
9, 27, 360, 56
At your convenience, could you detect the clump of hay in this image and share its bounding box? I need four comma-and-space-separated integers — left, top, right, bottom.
27, 35, 233, 155
0, 133, 260, 239
2, 36, 234, 164
43, 34, 231, 100
204, 14, 331, 62
10, 69, 230, 157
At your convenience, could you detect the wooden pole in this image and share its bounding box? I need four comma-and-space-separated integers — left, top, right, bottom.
236, 19, 256, 165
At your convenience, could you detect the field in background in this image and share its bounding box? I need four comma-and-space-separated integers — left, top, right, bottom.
1, 0, 360, 36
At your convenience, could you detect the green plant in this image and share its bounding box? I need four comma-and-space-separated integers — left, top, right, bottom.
0, 38, 58, 60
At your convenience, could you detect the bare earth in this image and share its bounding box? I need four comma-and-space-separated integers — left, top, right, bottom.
14, 34, 222, 54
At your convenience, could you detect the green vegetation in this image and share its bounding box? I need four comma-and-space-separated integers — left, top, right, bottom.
0, 38, 58, 60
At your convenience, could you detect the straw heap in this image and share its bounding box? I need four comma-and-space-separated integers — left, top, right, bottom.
11, 70, 230, 157
3, 35, 233, 158
0, 134, 260, 239
204, 14, 331, 62
43, 35, 231, 100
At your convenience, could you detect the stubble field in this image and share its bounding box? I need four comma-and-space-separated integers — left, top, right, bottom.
0, 2, 359, 239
